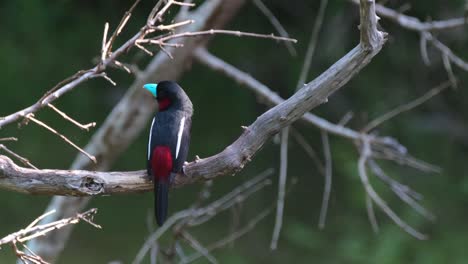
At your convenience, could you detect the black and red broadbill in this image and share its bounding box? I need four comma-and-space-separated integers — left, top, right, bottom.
143, 81, 193, 226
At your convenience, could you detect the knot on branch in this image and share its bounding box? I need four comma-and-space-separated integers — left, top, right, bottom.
80, 176, 105, 195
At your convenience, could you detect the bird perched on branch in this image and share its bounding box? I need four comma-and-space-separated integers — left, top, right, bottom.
143, 81, 193, 226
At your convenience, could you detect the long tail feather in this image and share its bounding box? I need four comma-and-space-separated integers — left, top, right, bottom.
155, 181, 169, 226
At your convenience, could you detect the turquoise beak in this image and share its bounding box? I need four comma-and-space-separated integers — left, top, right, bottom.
143, 83, 158, 97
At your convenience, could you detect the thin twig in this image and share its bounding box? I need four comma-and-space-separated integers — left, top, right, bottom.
368, 160, 435, 221
337, 111, 354, 126
419, 33, 431, 66
133, 170, 274, 263
442, 53, 458, 88
363, 81, 450, 132
141, 29, 297, 45
105, 0, 142, 55
26, 210, 57, 230
25, 114, 96, 163
0, 0, 182, 129
366, 194, 379, 233
0, 137, 18, 142
290, 128, 325, 175
252, 0, 296, 56
48, 104, 96, 131
101, 22, 110, 61
270, 129, 288, 250
425, 32, 468, 72
181, 231, 218, 264
318, 130, 332, 229
0, 144, 38, 169
358, 138, 426, 240
0, 208, 100, 246
296, 0, 329, 89
182, 208, 272, 264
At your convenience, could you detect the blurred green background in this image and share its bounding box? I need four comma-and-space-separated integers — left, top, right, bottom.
1, 0, 468, 263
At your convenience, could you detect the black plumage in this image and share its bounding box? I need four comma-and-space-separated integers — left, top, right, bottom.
145, 81, 193, 226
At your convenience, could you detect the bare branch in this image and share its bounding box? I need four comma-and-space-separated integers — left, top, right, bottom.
318, 131, 332, 229
1, 0, 263, 130
138, 29, 298, 47
193, 48, 397, 148
0, 137, 18, 142
442, 53, 458, 88
180, 231, 218, 264
368, 160, 435, 221
101, 22, 110, 61
0, 0, 145, 129
252, 0, 297, 56
133, 171, 273, 264
296, 0, 329, 88
358, 138, 427, 239
25, 114, 97, 163
182, 208, 272, 264
47, 104, 96, 131
0, 155, 149, 195
419, 33, 431, 66
0, 208, 100, 246
359, 0, 384, 49
0, 145, 38, 169
349, 0, 468, 72
426, 32, 468, 72
290, 128, 325, 175
349, 0, 466, 31
270, 129, 289, 250
366, 194, 379, 233
363, 81, 450, 132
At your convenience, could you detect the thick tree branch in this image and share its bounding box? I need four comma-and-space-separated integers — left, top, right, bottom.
1, 0, 386, 196
0, 156, 149, 196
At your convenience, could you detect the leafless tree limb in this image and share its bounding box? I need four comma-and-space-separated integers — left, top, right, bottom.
318, 130, 332, 229
47, 104, 96, 131
180, 231, 218, 264
0, 145, 37, 169
0, 0, 293, 130
366, 194, 379, 233
296, 0, 329, 88
349, 0, 468, 72
182, 207, 272, 263
0, 137, 17, 142
0, 208, 100, 263
290, 129, 325, 176
1, 0, 386, 198
270, 129, 289, 250
24, 114, 97, 163
349, 0, 466, 31
133, 170, 273, 263
368, 160, 435, 221
252, 0, 297, 56
363, 81, 450, 132
0, 155, 149, 195
358, 138, 426, 240
193, 48, 394, 148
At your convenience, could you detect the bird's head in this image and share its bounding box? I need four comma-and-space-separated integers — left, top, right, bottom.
143, 81, 192, 112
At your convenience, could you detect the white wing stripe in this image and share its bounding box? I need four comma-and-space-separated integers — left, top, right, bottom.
148, 117, 156, 160
175, 116, 185, 159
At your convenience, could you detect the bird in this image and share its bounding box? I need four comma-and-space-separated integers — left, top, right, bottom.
143, 81, 193, 226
